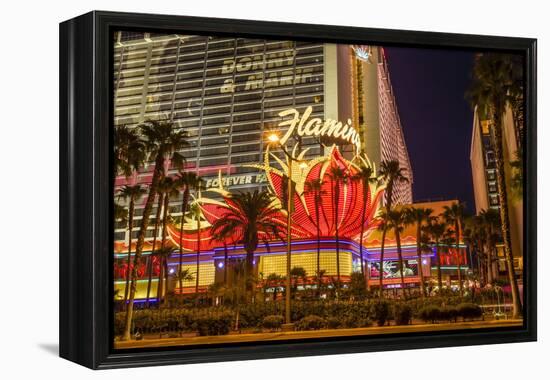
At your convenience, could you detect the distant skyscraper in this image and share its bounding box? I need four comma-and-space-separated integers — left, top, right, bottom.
350, 46, 414, 205
470, 105, 523, 271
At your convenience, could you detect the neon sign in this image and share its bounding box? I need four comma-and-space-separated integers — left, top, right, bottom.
277, 106, 361, 153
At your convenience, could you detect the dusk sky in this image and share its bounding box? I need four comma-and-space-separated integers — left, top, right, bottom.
384, 46, 476, 212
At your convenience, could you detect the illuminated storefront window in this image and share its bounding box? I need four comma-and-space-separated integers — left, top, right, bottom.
258, 251, 353, 278
369, 260, 419, 279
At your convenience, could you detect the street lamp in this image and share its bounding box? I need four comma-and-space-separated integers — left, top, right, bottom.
267, 133, 305, 328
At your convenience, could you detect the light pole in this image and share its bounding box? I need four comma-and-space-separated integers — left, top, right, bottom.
267, 133, 306, 327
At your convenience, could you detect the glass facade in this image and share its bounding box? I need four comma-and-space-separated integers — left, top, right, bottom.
114, 33, 324, 189
114, 32, 327, 243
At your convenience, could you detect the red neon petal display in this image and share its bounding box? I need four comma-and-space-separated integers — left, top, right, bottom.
167, 146, 384, 250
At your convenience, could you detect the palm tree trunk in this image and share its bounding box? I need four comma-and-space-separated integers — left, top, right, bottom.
416, 225, 426, 298
163, 257, 169, 307
157, 258, 165, 307
379, 183, 394, 299
478, 241, 485, 286
486, 244, 493, 285
436, 241, 442, 290
244, 247, 255, 301
195, 214, 201, 303
334, 183, 341, 298
492, 109, 522, 318
315, 194, 321, 297
396, 229, 406, 296
145, 193, 163, 307
378, 226, 387, 299
178, 187, 189, 296
157, 192, 170, 305
455, 221, 463, 296
223, 242, 228, 286
359, 192, 367, 290
124, 151, 165, 341
123, 198, 135, 308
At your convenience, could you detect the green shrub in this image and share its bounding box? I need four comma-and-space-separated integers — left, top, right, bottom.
192, 311, 233, 336
393, 303, 413, 325
114, 312, 126, 336
372, 301, 391, 326
438, 306, 459, 322
295, 315, 327, 331
326, 316, 341, 329
457, 303, 482, 321
262, 315, 284, 331
239, 303, 280, 329
338, 314, 372, 328
419, 305, 441, 323
356, 318, 373, 328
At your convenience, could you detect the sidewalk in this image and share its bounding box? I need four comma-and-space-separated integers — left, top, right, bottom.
114, 319, 523, 349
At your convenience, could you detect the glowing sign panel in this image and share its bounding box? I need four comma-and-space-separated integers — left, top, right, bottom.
278, 106, 361, 153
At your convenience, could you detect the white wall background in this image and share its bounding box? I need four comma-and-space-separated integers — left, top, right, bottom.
0, 0, 546, 377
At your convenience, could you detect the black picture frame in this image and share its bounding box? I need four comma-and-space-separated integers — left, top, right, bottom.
59, 10, 537, 369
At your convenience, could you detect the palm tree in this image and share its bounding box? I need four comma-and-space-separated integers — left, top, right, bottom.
229, 258, 247, 330
385, 209, 408, 294
188, 202, 204, 298
375, 214, 388, 296
443, 202, 466, 296
145, 189, 164, 307
467, 53, 523, 318
210, 190, 282, 300
352, 156, 378, 289
479, 208, 501, 286
266, 273, 284, 301
173, 268, 194, 296
114, 124, 146, 177
377, 160, 408, 298
425, 219, 446, 291
464, 215, 487, 287
174, 171, 201, 293
156, 176, 179, 305
188, 177, 205, 301
114, 202, 128, 224
290, 266, 307, 299
304, 177, 326, 296
440, 232, 457, 292
153, 246, 174, 307
379, 160, 409, 210
405, 207, 433, 298
124, 119, 189, 341
327, 166, 350, 297
212, 228, 233, 288
117, 185, 147, 306
207, 282, 227, 306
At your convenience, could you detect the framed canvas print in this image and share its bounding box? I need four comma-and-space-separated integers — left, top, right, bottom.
59, 11, 537, 369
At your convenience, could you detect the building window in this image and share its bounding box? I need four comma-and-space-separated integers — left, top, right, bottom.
120, 31, 145, 42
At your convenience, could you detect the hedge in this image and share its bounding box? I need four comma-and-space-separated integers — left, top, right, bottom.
115, 296, 482, 337
295, 315, 327, 331
114, 308, 233, 337
393, 303, 413, 325
262, 315, 284, 331
418, 303, 483, 323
